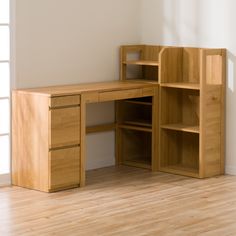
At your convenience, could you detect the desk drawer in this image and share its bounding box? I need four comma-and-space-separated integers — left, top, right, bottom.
50, 106, 80, 148
50, 95, 80, 108
49, 146, 80, 191
99, 88, 143, 102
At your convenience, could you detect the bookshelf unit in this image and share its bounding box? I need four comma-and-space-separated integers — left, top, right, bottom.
119, 45, 226, 178
159, 47, 226, 178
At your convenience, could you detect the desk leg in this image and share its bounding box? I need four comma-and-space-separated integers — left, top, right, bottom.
80, 95, 86, 187
152, 87, 159, 171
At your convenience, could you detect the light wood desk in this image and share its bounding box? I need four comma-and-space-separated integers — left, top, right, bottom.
12, 80, 159, 192
12, 45, 226, 193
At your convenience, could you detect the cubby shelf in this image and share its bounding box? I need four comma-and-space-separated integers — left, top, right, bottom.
124, 100, 152, 106
118, 124, 152, 132
160, 82, 200, 90
123, 160, 152, 170
160, 165, 199, 178
122, 60, 159, 66
161, 124, 199, 134
124, 120, 152, 128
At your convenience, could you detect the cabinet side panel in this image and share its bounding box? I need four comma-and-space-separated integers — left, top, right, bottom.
12, 93, 49, 191
203, 86, 222, 177
200, 49, 225, 177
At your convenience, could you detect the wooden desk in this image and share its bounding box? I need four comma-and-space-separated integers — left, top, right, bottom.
12, 80, 159, 192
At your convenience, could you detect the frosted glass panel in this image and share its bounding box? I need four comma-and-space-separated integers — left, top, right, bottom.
0, 99, 9, 134
0, 135, 10, 174
0, 0, 9, 23
0, 63, 10, 97
0, 26, 10, 60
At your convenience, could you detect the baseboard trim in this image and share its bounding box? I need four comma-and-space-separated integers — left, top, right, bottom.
225, 166, 236, 175
0, 174, 11, 187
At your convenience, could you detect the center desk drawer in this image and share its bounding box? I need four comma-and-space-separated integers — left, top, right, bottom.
99, 88, 143, 102
49, 146, 80, 191
50, 96, 80, 149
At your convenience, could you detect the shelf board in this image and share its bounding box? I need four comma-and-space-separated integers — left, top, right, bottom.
123, 60, 159, 66
118, 124, 152, 132
124, 100, 152, 106
124, 120, 152, 128
161, 123, 199, 134
125, 79, 159, 84
160, 165, 199, 178
123, 159, 151, 170
160, 82, 200, 90
86, 123, 116, 134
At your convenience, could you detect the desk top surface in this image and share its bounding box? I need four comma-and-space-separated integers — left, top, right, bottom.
13, 80, 159, 97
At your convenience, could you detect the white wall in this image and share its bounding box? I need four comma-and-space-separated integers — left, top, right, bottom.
14, 0, 141, 170
141, 0, 236, 174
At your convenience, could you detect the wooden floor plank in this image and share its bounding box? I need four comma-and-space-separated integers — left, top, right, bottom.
0, 166, 236, 236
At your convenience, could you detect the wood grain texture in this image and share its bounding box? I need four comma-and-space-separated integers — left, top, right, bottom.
159, 47, 183, 84
159, 46, 225, 178
86, 123, 116, 134
49, 146, 80, 191
115, 90, 158, 171
50, 106, 80, 149
80, 94, 87, 187
12, 92, 49, 192
1, 166, 236, 236
200, 49, 226, 177
12, 93, 81, 192
152, 87, 159, 171
120, 45, 161, 81
14, 81, 158, 97
50, 95, 80, 108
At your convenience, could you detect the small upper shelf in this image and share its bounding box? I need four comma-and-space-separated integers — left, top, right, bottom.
160, 82, 200, 90
122, 60, 159, 66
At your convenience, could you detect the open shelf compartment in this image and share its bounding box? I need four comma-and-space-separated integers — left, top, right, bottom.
160, 87, 200, 134
119, 128, 152, 169
160, 129, 199, 177
120, 45, 162, 82
116, 98, 152, 128
160, 47, 201, 89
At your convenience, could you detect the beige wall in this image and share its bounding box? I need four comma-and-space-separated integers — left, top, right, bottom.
14, 0, 141, 170
141, 0, 236, 175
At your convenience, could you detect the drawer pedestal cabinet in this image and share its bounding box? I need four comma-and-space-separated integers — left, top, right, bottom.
12, 45, 226, 193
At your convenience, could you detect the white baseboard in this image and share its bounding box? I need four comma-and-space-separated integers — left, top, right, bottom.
225, 166, 236, 175
0, 174, 11, 187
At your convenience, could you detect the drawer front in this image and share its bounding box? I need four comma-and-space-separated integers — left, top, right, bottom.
99, 88, 143, 102
49, 146, 80, 190
50, 106, 80, 148
50, 95, 80, 108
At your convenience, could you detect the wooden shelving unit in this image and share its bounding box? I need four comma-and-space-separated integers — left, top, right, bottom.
119, 45, 225, 178
159, 47, 226, 178
120, 45, 161, 82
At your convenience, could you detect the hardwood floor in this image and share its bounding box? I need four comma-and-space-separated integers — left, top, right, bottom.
1, 166, 236, 236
